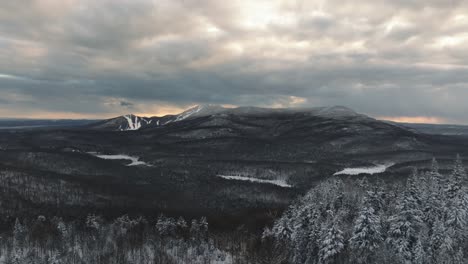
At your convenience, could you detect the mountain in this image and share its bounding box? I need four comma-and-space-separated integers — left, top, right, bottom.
88, 105, 372, 131
395, 122, 468, 136
0, 119, 97, 130
2, 104, 467, 230
87, 105, 225, 131
85, 104, 422, 158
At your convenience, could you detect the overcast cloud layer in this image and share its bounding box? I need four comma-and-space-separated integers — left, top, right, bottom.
1, 0, 468, 123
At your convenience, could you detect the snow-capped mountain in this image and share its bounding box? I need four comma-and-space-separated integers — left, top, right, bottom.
87, 114, 157, 131
88, 105, 227, 131
120, 114, 151, 131
88, 105, 374, 132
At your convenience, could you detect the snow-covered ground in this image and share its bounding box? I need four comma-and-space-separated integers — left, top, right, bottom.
88, 153, 150, 166
217, 175, 292, 188
333, 163, 394, 176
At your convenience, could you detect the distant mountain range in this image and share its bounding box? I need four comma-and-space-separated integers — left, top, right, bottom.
2, 105, 468, 137
87, 105, 371, 131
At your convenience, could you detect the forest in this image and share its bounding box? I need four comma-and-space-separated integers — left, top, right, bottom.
0, 156, 466, 263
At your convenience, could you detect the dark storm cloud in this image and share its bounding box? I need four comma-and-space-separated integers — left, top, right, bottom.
0, 0, 468, 122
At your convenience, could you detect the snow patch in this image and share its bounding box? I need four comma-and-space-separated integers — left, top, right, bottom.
217, 175, 292, 188
333, 163, 394, 176
122, 115, 142, 130
175, 105, 203, 122
89, 153, 151, 166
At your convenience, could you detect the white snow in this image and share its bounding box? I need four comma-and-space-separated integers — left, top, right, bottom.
175, 105, 203, 122
217, 175, 292, 188
89, 153, 151, 166
122, 115, 142, 130
333, 163, 394, 176
120, 115, 153, 131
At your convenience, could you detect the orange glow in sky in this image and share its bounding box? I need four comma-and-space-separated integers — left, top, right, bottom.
379, 116, 445, 124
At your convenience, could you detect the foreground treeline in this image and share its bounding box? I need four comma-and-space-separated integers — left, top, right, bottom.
1, 156, 467, 264
264, 156, 468, 264
0, 214, 256, 264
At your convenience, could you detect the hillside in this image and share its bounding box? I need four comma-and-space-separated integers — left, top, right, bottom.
0, 105, 466, 229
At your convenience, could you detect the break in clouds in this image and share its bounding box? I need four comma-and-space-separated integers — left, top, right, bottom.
0, 0, 468, 123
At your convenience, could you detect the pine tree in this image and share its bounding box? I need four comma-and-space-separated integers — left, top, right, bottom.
425, 158, 445, 224
349, 195, 382, 263
155, 215, 177, 237
386, 179, 423, 263
318, 213, 344, 264
430, 217, 445, 257
13, 218, 24, 249
445, 193, 467, 235
436, 226, 456, 264
291, 204, 313, 264
453, 247, 465, 264
271, 207, 294, 242
431, 157, 439, 176
412, 238, 425, 264
429, 157, 444, 189
368, 182, 386, 214
445, 155, 465, 199
407, 168, 422, 206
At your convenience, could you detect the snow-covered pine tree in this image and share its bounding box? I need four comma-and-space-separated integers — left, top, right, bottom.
407, 168, 422, 206
291, 203, 314, 264
453, 247, 465, 264
425, 158, 445, 224
349, 194, 383, 263
318, 212, 345, 264
429, 157, 444, 189
412, 238, 425, 264
386, 176, 423, 263
305, 206, 323, 264
445, 155, 465, 200
13, 218, 25, 249
430, 217, 445, 259
155, 215, 177, 237
176, 216, 188, 236
271, 206, 294, 243
445, 193, 467, 233
368, 180, 386, 214
435, 226, 456, 264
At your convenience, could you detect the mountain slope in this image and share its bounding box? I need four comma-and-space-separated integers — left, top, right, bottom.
88, 105, 375, 131
1, 104, 467, 229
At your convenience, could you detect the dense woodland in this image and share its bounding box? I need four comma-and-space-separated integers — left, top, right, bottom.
0, 156, 467, 263
265, 156, 468, 264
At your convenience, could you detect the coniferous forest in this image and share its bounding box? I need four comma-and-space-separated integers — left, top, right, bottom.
1, 156, 467, 264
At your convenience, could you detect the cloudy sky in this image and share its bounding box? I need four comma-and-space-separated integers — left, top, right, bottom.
1, 0, 468, 123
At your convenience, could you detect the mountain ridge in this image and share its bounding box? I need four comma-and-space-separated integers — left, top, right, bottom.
89, 105, 374, 131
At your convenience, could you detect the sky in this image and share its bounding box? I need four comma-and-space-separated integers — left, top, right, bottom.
0, 0, 468, 123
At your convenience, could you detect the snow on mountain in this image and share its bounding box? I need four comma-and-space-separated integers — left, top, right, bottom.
118, 114, 156, 131
174, 105, 203, 122
122, 115, 142, 131
93, 105, 379, 132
